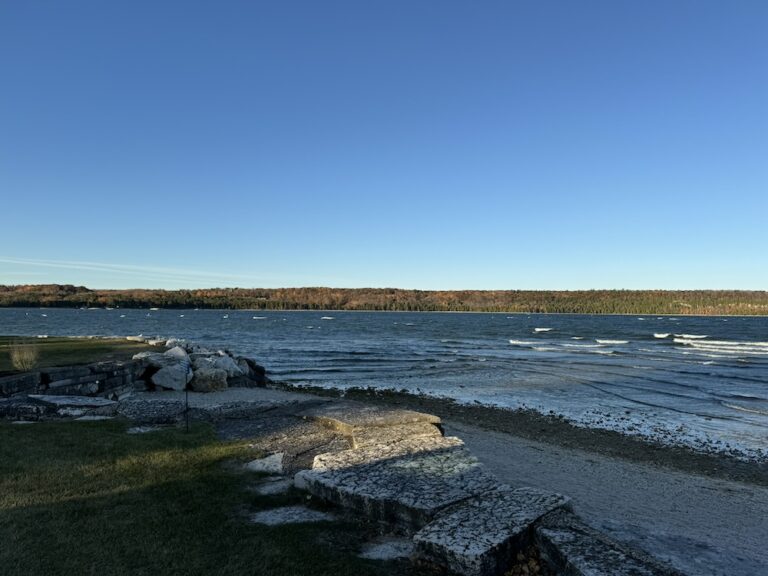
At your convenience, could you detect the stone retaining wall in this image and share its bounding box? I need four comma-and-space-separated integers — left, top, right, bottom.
0, 360, 144, 400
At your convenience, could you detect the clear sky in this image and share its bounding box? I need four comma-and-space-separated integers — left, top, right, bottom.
1, 1, 766, 290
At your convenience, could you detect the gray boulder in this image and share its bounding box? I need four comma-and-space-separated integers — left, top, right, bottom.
151, 361, 193, 391
132, 352, 172, 368
191, 355, 243, 378
189, 367, 228, 392
213, 355, 244, 377
164, 346, 189, 360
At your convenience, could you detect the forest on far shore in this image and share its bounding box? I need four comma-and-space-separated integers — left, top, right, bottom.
1, 284, 767, 315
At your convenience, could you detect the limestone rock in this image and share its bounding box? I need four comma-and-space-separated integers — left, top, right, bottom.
249, 506, 335, 526
534, 509, 683, 576
295, 435, 498, 529
298, 401, 441, 435
191, 355, 243, 378
151, 361, 193, 391
117, 398, 185, 424
413, 486, 570, 576
189, 367, 228, 392
0, 396, 55, 420
132, 351, 169, 367
359, 536, 415, 560
0, 372, 41, 396
164, 346, 189, 360
245, 452, 285, 474
349, 421, 443, 449
212, 355, 243, 378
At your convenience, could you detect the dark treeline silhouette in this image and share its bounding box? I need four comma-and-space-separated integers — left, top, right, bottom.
1, 284, 767, 315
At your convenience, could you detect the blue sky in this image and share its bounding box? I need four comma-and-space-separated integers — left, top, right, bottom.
1, 1, 766, 290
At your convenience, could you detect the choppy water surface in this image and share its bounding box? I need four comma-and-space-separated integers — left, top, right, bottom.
2, 308, 766, 459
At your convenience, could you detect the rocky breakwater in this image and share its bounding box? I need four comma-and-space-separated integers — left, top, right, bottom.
132, 338, 268, 394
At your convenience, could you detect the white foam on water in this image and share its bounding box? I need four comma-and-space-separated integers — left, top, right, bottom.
595, 339, 629, 345
509, 339, 535, 346
722, 403, 768, 416
533, 346, 559, 352
674, 338, 768, 355
534, 327, 552, 332
654, 333, 670, 338
562, 343, 603, 348
253, 316, 267, 319
675, 334, 708, 339
321, 316, 335, 320
571, 336, 585, 340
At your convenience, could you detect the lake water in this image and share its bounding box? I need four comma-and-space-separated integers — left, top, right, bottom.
2, 308, 766, 460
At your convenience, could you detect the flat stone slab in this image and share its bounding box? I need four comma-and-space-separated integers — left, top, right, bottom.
413, 486, 570, 576
298, 401, 441, 435
249, 506, 335, 526
28, 395, 117, 408
359, 536, 415, 560
535, 510, 683, 576
350, 421, 443, 449
245, 453, 285, 474
126, 426, 162, 434
117, 399, 185, 424
252, 478, 294, 496
295, 436, 499, 529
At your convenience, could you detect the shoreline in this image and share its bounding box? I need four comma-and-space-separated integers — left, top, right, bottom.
274, 383, 768, 487
3, 306, 768, 317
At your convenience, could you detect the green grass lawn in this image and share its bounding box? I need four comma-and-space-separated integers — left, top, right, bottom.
0, 420, 408, 576
0, 337, 153, 373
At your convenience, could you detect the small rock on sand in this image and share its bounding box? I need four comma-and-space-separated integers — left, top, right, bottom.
126, 426, 161, 434
245, 452, 284, 474
358, 536, 415, 560
249, 506, 335, 526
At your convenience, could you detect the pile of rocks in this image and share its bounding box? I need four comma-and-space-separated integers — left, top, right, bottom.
0, 336, 269, 421
131, 337, 268, 393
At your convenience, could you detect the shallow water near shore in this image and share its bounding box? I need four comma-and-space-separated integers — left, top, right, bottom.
2, 308, 767, 460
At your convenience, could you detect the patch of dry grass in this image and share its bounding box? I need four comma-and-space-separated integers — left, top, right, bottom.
8, 341, 39, 371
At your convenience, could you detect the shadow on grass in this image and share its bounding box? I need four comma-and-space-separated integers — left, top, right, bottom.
0, 420, 405, 576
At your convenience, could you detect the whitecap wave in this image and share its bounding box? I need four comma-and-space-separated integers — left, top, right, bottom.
509, 339, 536, 346
571, 336, 585, 340
675, 334, 707, 339
653, 333, 670, 338
562, 343, 603, 348
253, 316, 267, 320
595, 339, 628, 345
534, 328, 552, 332
321, 316, 335, 320
674, 338, 768, 352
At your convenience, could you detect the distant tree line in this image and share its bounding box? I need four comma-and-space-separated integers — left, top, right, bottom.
1, 284, 767, 315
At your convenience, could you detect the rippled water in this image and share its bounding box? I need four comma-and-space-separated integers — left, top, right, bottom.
2, 308, 767, 459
